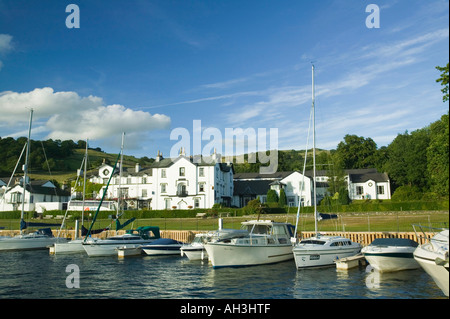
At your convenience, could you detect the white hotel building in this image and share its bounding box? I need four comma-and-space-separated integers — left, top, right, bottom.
89, 150, 234, 210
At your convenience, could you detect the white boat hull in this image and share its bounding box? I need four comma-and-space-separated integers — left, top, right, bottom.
180, 246, 207, 261
414, 244, 449, 297
205, 243, 293, 268
117, 245, 143, 258
83, 239, 155, 257
142, 245, 182, 256
362, 246, 419, 272
50, 239, 85, 254
0, 235, 61, 251
294, 246, 361, 268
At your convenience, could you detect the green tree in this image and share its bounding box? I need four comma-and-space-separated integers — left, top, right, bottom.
266, 189, 279, 204
436, 63, 449, 102
335, 134, 377, 169
278, 188, 287, 207
383, 128, 430, 191
426, 113, 449, 197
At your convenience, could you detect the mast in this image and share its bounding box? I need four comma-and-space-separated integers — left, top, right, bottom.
20, 109, 33, 234
116, 132, 125, 231
312, 64, 318, 235
81, 138, 88, 232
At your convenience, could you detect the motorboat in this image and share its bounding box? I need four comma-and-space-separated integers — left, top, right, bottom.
413, 226, 449, 297
180, 228, 248, 261
204, 220, 295, 268
142, 238, 185, 256
293, 235, 362, 269
361, 238, 420, 272
82, 226, 160, 257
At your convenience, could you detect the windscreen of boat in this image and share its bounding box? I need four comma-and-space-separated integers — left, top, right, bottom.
300, 239, 326, 245
242, 224, 270, 235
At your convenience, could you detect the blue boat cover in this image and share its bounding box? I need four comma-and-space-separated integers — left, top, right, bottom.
370, 238, 418, 247
148, 238, 184, 245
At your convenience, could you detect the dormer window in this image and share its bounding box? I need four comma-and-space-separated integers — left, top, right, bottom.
179, 167, 185, 176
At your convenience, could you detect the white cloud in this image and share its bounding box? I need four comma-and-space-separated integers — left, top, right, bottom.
0, 87, 171, 147
0, 34, 13, 71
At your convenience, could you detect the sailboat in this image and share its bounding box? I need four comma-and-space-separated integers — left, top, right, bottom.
82, 133, 160, 257
50, 139, 94, 254
0, 109, 66, 251
292, 65, 361, 268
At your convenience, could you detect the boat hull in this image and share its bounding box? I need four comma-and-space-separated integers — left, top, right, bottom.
142, 245, 182, 256
180, 246, 207, 260
83, 239, 155, 257
50, 239, 85, 254
362, 247, 419, 272
0, 235, 61, 251
205, 243, 293, 268
293, 246, 361, 269
414, 244, 449, 297
117, 245, 143, 258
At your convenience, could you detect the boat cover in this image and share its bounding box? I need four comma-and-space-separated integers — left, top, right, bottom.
370, 238, 418, 247
20, 219, 61, 230
146, 238, 184, 245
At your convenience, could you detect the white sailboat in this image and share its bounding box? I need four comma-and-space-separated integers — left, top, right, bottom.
50, 139, 90, 254
204, 220, 295, 268
82, 133, 160, 257
413, 225, 449, 297
292, 65, 361, 269
0, 109, 66, 251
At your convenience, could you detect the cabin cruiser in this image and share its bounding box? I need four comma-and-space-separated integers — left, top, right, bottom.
82, 226, 160, 257
180, 229, 249, 261
293, 234, 362, 269
413, 227, 449, 297
362, 238, 419, 272
204, 220, 295, 268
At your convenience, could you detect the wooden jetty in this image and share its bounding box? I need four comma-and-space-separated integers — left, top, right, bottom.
335, 253, 367, 270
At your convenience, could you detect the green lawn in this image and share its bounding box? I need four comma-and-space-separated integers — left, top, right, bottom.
1, 211, 448, 233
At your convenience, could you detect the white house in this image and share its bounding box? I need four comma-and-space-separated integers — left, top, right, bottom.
0, 179, 71, 213
89, 150, 234, 210
232, 168, 391, 208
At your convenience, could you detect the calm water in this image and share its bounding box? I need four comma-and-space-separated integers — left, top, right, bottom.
0, 250, 446, 300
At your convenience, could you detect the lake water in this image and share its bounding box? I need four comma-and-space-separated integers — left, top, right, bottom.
0, 250, 445, 301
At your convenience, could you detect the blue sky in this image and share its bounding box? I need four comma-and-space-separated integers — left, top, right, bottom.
0, 0, 448, 160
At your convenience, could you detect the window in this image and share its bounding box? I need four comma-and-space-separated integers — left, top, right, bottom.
377, 185, 384, 195
179, 167, 185, 176
199, 182, 205, 192
299, 181, 305, 191
161, 169, 166, 178
194, 198, 200, 208
161, 183, 167, 193
356, 186, 364, 195
199, 167, 204, 177
142, 177, 147, 184
142, 189, 147, 197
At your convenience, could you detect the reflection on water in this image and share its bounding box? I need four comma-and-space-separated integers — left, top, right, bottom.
0, 250, 445, 299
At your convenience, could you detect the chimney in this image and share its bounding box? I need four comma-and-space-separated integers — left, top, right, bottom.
135, 163, 140, 173
156, 150, 163, 162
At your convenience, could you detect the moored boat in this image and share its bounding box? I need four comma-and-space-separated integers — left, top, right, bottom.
180, 228, 248, 261
142, 238, 185, 256
204, 220, 295, 268
82, 226, 161, 257
413, 226, 449, 297
361, 238, 419, 272
293, 235, 362, 269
